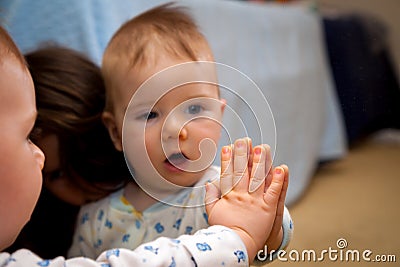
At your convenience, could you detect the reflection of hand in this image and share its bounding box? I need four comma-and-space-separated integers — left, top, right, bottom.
205, 138, 286, 263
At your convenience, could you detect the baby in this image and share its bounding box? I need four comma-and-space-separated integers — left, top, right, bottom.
1, 23, 287, 266
69, 3, 293, 262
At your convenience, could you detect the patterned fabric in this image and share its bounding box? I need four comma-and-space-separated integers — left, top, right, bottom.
68, 166, 219, 259
0, 226, 248, 267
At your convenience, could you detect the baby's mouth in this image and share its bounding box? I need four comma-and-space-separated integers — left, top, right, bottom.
165, 152, 189, 167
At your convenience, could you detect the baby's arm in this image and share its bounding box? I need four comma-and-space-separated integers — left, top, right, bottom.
205, 138, 286, 263
1, 227, 247, 267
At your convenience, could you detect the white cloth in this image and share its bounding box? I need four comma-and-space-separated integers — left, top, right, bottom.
0, 226, 248, 267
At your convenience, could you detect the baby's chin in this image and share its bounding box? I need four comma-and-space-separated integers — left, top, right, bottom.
163, 172, 205, 188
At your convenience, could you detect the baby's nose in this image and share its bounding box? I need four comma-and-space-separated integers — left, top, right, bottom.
161, 115, 188, 141
33, 144, 45, 170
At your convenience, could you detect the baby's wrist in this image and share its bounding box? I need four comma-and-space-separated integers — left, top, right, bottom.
232, 228, 258, 263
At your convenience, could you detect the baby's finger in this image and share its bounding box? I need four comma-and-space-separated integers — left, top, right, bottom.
269, 165, 289, 238
220, 145, 233, 196
246, 137, 253, 174
265, 171, 273, 191
248, 146, 267, 193
263, 166, 284, 207
232, 138, 249, 191
277, 164, 289, 210
261, 144, 273, 192
263, 144, 272, 178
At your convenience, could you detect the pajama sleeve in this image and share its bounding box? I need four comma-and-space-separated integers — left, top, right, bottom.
0, 226, 249, 267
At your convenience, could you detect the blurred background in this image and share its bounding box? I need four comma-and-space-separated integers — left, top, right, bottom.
250, 1, 400, 266
315, 0, 400, 78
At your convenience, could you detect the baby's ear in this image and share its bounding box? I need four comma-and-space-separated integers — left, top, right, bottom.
102, 111, 123, 151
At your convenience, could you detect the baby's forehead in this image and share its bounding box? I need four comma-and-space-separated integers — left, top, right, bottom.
114, 59, 219, 109
0, 37, 26, 67
125, 83, 220, 115
0, 54, 27, 93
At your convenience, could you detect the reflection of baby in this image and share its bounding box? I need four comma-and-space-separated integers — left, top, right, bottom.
68, 3, 293, 260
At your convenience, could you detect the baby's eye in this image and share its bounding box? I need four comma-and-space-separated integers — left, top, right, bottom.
138, 111, 158, 121
186, 105, 203, 115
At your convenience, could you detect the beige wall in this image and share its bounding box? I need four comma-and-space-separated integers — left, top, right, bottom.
315, 0, 400, 80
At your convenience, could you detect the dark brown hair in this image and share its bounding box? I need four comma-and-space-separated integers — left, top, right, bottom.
26, 46, 130, 190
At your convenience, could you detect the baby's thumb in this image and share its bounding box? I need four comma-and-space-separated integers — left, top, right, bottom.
204, 182, 219, 216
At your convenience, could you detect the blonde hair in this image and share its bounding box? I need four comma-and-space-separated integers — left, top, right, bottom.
102, 2, 213, 111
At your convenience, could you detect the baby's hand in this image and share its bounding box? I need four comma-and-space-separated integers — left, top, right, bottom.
205, 138, 285, 263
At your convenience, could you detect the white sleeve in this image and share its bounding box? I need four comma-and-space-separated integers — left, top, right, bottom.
1, 226, 249, 267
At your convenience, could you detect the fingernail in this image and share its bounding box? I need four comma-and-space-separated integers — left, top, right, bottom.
254, 147, 261, 155
275, 167, 283, 175
222, 146, 230, 154
236, 139, 244, 148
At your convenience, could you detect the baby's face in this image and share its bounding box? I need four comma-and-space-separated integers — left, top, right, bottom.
0, 55, 45, 250
118, 57, 225, 194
